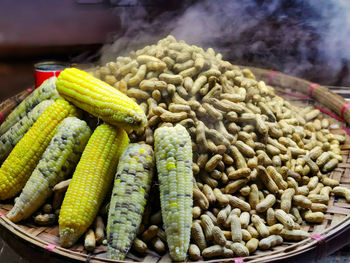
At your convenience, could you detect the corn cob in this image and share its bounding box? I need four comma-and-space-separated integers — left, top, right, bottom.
0, 99, 78, 200
107, 143, 154, 260
154, 124, 193, 261
7, 117, 91, 222
0, 77, 60, 136
0, 100, 54, 161
56, 68, 147, 131
59, 123, 129, 248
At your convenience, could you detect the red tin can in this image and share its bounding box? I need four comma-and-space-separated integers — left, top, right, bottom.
34, 61, 67, 88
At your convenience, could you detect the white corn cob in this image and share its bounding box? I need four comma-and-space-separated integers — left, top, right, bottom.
154, 124, 193, 261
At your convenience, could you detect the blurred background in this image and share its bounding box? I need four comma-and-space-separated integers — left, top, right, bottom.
0, 0, 350, 262
0, 0, 349, 100
0, 0, 119, 99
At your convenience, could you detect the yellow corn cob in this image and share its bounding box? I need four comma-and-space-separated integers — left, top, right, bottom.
56, 68, 147, 131
59, 123, 129, 248
154, 124, 193, 261
107, 143, 154, 260
0, 100, 54, 161
0, 99, 78, 200
0, 77, 60, 136
7, 117, 91, 222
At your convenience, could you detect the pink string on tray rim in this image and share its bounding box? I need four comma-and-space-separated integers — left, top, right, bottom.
314, 106, 346, 123
45, 244, 57, 251
311, 234, 325, 242
274, 84, 350, 136
275, 89, 312, 100
342, 127, 350, 136
340, 104, 350, 118
309, 83, 319, 96
234, 258, 244, 263
312, 234, 327, 260
268, 70, 278, 84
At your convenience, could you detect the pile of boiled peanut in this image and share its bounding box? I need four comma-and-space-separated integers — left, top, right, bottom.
89, 35, 350, 260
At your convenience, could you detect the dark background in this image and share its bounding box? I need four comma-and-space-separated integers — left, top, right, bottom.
0, 0, 123, 99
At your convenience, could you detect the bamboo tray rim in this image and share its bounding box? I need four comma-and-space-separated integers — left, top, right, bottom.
1, 212, 349, 262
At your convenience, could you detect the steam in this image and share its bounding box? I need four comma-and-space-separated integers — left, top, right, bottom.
101, 0, 350, 85
308, 0, 350, 82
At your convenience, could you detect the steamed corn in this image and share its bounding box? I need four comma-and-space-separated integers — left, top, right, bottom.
0, 77, 60, 136
7, 117, 91, 222
0, 99, 78, 200
107, 143, 154, 260
154, 124, 193, 261
56, 68, 147, 131
0, 100, 54, 161
59, 123, 129, 248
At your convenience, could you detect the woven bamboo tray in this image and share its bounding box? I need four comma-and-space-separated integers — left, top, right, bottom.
0, 67, 350, 263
